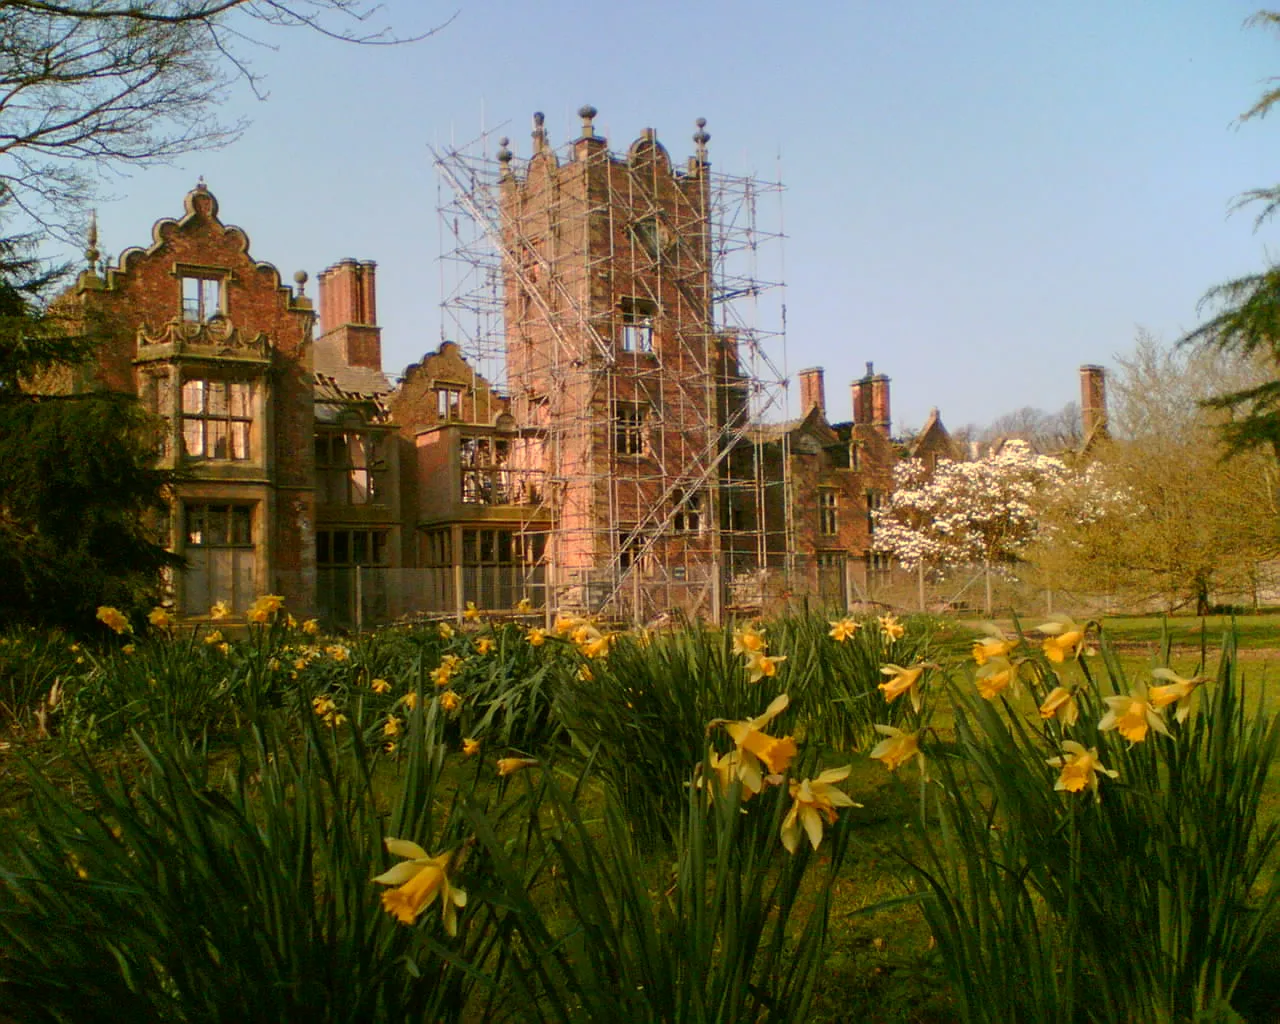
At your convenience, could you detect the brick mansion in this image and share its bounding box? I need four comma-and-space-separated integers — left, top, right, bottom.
65, 109, 1104, 626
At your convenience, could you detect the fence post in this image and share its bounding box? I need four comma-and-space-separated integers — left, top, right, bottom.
355, 565, 363, 633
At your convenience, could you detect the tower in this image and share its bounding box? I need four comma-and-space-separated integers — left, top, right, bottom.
434, 109, 787, 622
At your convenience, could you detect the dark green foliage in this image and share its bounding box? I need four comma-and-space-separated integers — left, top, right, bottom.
0, 230, 178, 630
906, 629, 1280, 1023
466, 752, 852, 1023
1182, 14, 1280, 457
0, 698, 488, 1023
1183, 268, 1280, 456
554, 624, 789, 847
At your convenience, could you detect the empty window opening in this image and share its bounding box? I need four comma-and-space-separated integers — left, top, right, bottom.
614, 402, 647, 456
619, 297, 656, 354
181, 276, 222, 322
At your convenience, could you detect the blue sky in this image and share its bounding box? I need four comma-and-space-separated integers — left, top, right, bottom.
83, 1, 1280, 433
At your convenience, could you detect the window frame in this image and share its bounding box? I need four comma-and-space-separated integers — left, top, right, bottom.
819, 489, 838, 537
435, 386, 463, 422
673, 490, 704, 534
314, 429, 387, 507
619, 297, 656, 354
180, 273, 225, 323
614, 401, 648, 457
181, 378, 253, 461
316, 528, 390, 568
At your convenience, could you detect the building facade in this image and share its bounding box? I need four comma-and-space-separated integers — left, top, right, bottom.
75, 116, 1070, 625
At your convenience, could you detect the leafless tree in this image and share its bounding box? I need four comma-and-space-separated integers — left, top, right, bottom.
0, 1, 447, 234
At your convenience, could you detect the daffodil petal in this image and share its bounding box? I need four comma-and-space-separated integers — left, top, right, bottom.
385, 838, 430, 860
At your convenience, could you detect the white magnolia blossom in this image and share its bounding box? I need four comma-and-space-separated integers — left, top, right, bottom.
872, 440, 1075, 572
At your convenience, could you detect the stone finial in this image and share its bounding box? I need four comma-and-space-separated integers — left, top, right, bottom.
84, 210, 100, 269
693, 117, 710, 162
578, 104, 598, 138
532, 111, 547, 153
196, 176, 207, 190
496, 136, 512, 164
293, 269, 308, 296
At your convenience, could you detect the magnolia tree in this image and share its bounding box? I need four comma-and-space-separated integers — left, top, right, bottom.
871, 440, 1073, 613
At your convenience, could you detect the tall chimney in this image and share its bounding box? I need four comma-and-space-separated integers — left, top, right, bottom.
316, 259, 381, 371
852, 361, 875, 425
1080, 364, 1107, 438
856, 361, 891, 438
797, 366, 826, 416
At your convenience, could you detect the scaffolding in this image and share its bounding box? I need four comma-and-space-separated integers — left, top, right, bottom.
432, 109, 790, 624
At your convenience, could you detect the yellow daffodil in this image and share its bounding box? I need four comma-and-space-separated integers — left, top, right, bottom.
285, 614, 297, 629
312, 695, 336, 716
878, 613, 905, 641
1039, 685, 1080, 726
527, 627, 547, 646
383, 716, 402, 737
463, 601, 480, 621
216, 642, 230, 655
869, 725, 922, 772
580, 633, 613, 659
1047, 740, 1118, 798
302, 618, 320, 636
1036, 614, 1088, 663
462, 737, 480, 757
553, 615, 582, 636
430, 665, 453, 688
204, 630, 223, 645
438, 622, 454, 639
699, 749, 752, 800
828, 617, 860, 642
371, 677, 392, 695
148, 607, 173, 630
744, 650, 787, 683
780, 766, 861, 854
439, 689, 462, 712
1149, 668, 1207, 724
972, 623, 1017, 665
384, 741, 397, 754
121, 644, 135, 656
325, 644, 350, 663
210, 600, 231, 621
96, 606, 131, 635
402, 692, 419, 710
712, 692, 798, 779
577, 665, 593, 681
247, 594, 285, 624
372, 840, 467, 933
475, 637, 494, 656
497, 757, 538, 776
878, 663, 928, 713
1098, 687, 1170, 744
976, 656, 1018, 700
732, 624, 768, 655
516, 597, 534, 613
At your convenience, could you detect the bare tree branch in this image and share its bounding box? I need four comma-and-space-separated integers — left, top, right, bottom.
0, 1, 451, 236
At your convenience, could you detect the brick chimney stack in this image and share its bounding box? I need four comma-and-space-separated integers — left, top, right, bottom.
852, 362, 874, 425
1080, 364, 1107, 438
317, 259, 381, 370
798, 366, 825, 416
852, 362, 891, 437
